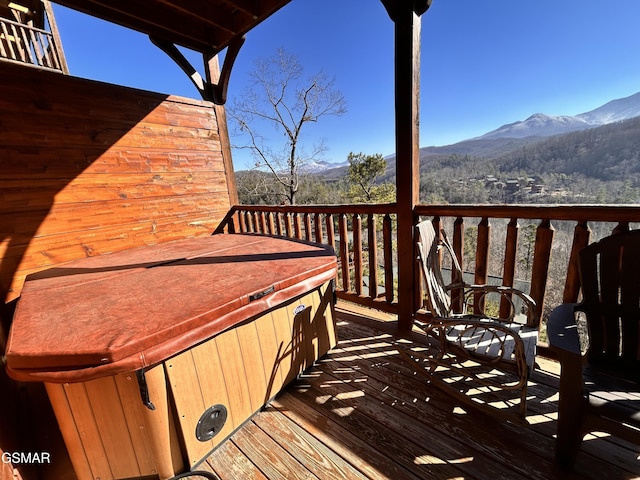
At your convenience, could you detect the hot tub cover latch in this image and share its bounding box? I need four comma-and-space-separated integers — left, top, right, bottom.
249, 285, 275, 302
136, 369, 156, 410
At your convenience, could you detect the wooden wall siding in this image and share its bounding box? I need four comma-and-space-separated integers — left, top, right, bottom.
0, 62, 235, 308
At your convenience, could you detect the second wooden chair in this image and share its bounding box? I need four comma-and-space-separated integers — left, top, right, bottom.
398, 220, 539, 421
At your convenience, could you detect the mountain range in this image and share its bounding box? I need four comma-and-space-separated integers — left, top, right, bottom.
317, 90, 640, 179
237, 91, 640, 204
476, 91, 640, 140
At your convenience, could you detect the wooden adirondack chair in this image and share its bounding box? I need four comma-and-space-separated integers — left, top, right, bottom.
547, 230, 640, 469
398, 220, 539, 421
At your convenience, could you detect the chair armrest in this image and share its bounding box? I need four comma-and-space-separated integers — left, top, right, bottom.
447, 283, 539, 326
547, 303, 582, 357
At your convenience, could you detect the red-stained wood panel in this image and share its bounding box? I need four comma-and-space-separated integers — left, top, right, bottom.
0, 62, 236, 304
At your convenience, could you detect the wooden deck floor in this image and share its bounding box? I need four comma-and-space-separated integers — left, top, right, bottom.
193, 302, 640, 480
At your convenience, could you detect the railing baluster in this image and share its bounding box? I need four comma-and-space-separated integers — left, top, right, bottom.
339, 213, 351, 293
283, 212, 293, 238
303, 213, 312, 242
451, 217, 465, 313
325, 214, 336, 252
273, 212, 285, 237
383, 214, 394, 304
2, 22, 17, 60
32, 31, 48, 67
31, 29, 41, 65
18, 24, 35, 65
368, 214, 378, 300
314, 213, 324, 244
475, 217, 491, 284
253, 211, 259, 233
500, 218, 519, 318
452, 217, 464, 282
30, 29, 48, 67
421, 216, 443, 311
353, 214, 363, 296
227, 211, 237, 234
473, 217, 491, 314
563, 221, 591, 303
294, 214, 303, 240
267, 212, 276, 235
530, 219, 555, 327
258, 211, 267, 233
9, 23, 25, 62
42, 30, 58, 69
238, 210, 247, 233
0, 29, 8, 58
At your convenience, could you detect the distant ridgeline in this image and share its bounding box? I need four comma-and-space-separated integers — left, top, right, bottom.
235, 91, 640, 205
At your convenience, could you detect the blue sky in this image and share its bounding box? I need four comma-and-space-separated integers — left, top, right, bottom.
53, 0, 640, 171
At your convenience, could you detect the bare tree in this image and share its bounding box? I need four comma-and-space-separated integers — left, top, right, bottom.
228, 48, 346, 205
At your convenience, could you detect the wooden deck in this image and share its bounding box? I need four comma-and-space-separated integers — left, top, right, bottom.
192, 302, 640, 480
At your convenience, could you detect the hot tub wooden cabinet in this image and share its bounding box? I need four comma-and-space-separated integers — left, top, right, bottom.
6, 234, 338, 480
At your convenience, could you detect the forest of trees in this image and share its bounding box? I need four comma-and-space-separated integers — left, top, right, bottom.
236, 115, 640, 206
233, 114, 640, 328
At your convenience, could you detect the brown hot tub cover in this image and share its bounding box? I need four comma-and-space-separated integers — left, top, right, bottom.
6, 234, 337, 383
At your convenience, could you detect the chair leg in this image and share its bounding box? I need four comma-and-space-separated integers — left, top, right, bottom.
519, 382, 527, 418
555, 405, 585, 469
554, 356, 586, 469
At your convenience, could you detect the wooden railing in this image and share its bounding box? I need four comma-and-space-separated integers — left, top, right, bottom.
215, 204, 399, 313
216, 203, 640, 334
0, 16, 65, 71
415, 205, 640, 322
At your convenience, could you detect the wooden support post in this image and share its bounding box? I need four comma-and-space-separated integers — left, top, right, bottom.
207, 55, 239, 206
43, 0, 69, 74
381, 0, 431, 333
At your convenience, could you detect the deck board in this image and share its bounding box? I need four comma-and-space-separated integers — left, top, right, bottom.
199, 302, 640, 480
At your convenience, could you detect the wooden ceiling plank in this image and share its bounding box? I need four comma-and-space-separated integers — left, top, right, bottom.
54, 0, 225, 51
51, 0, 293, 55
153, 0, 244, 36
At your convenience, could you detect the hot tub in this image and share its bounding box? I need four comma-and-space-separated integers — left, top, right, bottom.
6, 233, 338, 480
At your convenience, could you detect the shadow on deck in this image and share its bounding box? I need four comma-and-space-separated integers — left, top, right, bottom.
195, 302, 640, 480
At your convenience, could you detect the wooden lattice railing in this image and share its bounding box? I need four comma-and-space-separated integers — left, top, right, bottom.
216, 203, 640, 336
0, 16, 65, 71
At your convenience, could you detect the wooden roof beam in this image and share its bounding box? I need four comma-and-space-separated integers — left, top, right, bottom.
151, 34, 244, 104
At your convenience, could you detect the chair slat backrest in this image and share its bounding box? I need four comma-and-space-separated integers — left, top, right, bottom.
579, 230, 640, 368
416, 221, 451, 317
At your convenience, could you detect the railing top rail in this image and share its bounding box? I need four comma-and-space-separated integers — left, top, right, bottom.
0, 17, 52, 36
415, 204, 640, 223
229, 203, 640, 223
230, 203, 397, 215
